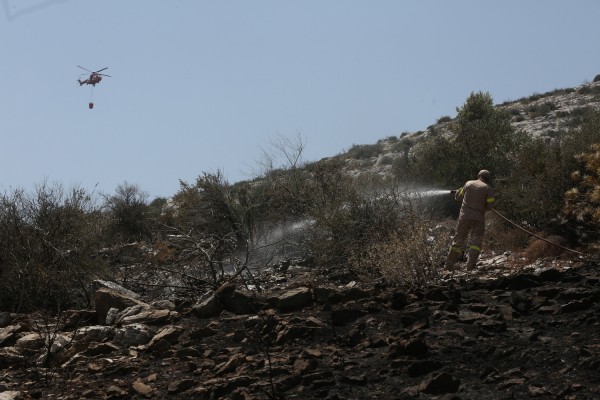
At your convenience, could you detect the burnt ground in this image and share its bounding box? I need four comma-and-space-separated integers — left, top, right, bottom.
0, 254, 599, 399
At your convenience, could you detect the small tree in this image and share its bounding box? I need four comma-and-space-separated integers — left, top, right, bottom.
102, 181, 151, 242
399, 92, 518, 188
451, 91, 516, 182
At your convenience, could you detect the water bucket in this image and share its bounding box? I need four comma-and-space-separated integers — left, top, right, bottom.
88, 102, 94, 109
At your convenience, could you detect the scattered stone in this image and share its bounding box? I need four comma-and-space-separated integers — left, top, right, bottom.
0, 257, 599, 399
132, 379, 154, 397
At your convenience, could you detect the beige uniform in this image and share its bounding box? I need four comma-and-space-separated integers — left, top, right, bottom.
446, 179, 495, 270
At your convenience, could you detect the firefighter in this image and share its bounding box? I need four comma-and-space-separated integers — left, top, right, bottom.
446, 169, 496, 271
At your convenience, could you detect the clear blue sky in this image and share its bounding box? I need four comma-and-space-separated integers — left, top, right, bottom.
2, 1, 600, 199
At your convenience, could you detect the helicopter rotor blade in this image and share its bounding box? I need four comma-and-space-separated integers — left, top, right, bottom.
95, 67, 109, 73
76, 65, 93, 73
98, 74, 111, 77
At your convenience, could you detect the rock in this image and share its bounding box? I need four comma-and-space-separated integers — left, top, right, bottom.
132, 379, 154, 397
92, 280, 141, 299
501, 274, 542, 290
0, 313, 14, 328
419, 372, 460, 394
76, 325, 117, 344
62, 309, 97, 330
313, 286, 343, 305
390, 291, 409, 310
105, 307, 121, 325
330, 308, 367, 325
536, 268, 563, 282
275, 287, 313, 312
112, 323, 154, 348
275, 321, 324, 345
14, 333, 44, 351
192, 295, 223, 319
293, 357, 316, 375
80, 342, 120, 357
215, 353, 245, 375
93, 288, 148, 323
0, 392, 21, 400
105, 385, 127, 397
425, 287, 450, 301
118, 308, 176, 325
141, 325, 181, 351
0, 325, 22, 347
528, 384, 551, 397
560, 299, 592, 313
168, 379, 195, 394
407, 360, 443, 377
150, 299, 175, 310
391, 337, 429, 358
510, 291, 533, 314
221, 291, 259, 315
0, 348, 25, 368
339, 286, 372, 302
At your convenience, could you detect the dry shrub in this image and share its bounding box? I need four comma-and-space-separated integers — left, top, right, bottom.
146, 240, 176, 265
350, 216, 451, 288
523, 235, 567, 261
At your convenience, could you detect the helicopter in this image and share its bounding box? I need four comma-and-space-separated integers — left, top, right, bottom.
77, 65, 110, 87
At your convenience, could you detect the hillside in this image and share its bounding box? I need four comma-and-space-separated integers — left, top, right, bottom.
1, 252, 599, 399
337, 79, 600, 179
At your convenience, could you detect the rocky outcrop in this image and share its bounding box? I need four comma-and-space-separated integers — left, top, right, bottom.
0, 258, 599, 399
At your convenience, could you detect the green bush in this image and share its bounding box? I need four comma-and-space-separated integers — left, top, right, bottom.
526, 101, 557, 118
346, 143, 384, 159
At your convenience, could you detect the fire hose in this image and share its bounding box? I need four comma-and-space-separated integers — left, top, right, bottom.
449, 190, 586, 257
490, 208, 586, 257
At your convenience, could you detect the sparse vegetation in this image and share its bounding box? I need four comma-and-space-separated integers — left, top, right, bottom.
346, 142, 384, 159
349, 203, 450, 287
526, 101, 557, 118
